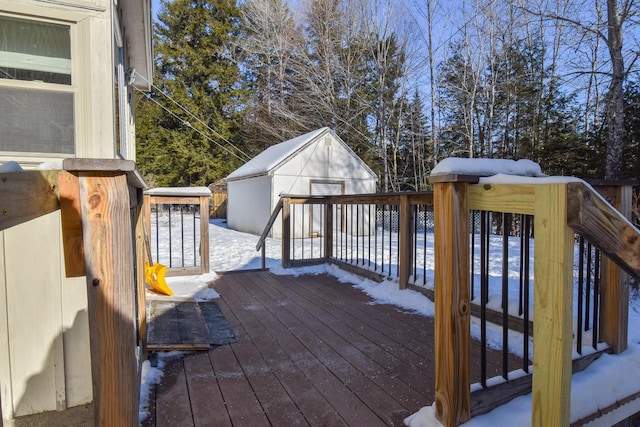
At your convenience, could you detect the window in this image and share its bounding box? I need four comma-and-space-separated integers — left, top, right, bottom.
0, 15, 74, 155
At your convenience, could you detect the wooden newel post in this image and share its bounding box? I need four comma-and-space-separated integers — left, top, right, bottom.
399, 194, 413, 290
63, 159, 144, 427
591, 180, 635, 354
324, 200, 333, 260
431, 177, 472, 426
282, 198, 291, 268
532, 184, 574, 427
199, 194, 211, 274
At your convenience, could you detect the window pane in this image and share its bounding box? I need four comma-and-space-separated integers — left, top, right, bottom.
0, 16, 71, 85
0, 86, 74, 154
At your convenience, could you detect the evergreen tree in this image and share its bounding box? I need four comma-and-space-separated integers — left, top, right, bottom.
136, 0, 247, 187
622, 81, 640, 179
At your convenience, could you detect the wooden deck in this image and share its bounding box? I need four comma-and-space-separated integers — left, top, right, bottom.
142, 270, 516, 426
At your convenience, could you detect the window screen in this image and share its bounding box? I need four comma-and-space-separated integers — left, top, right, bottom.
0, 16, 71, 85
0, 86, 74, 154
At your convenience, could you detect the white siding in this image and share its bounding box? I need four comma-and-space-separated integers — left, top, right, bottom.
227, 176, 272, 237
227, 130, 377, 239
0, 0, 149, 420
0, 212, 91, 419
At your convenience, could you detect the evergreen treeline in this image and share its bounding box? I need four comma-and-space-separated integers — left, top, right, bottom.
135, 0, 640, 190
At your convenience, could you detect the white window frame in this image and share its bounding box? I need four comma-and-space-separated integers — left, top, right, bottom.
0, 5, 92, 166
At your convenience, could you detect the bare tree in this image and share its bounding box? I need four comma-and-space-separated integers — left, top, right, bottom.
237, 0, 306, 145
515, 0, 640, 179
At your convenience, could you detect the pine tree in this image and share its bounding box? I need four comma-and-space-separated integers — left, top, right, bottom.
136, 0, 248, 187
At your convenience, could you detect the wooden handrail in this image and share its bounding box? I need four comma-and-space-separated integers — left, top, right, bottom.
0, 170, 60, 231
567, 181, 640, 280
143, 187, 211, 276
256, 198, 284, 251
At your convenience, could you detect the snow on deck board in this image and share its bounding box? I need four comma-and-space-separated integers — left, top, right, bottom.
142, 271, 519, 426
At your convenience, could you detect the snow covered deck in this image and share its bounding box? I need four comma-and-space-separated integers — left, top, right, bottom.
141, 270, 518, 426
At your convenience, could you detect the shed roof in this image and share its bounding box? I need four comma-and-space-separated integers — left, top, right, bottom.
226, 127, 376, 181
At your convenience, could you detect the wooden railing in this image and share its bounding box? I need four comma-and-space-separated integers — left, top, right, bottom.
260, 177, 637, 427
144, 187, 211, 276
431, 175, 637, 427
1, 159, 147, 426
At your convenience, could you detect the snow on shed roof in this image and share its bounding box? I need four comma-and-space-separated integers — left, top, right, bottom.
226, 127, 335, 181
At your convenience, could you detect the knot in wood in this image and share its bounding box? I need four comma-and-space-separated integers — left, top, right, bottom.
459, 300, 469, 316
89, 193, 101, 209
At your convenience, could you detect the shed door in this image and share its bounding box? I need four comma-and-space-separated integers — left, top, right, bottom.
310, 181, 344, 235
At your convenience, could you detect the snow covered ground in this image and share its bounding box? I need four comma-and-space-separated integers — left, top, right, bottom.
139, 217, 640, 427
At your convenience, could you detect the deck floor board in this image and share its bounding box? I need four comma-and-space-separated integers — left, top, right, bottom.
142, 270, 518, 426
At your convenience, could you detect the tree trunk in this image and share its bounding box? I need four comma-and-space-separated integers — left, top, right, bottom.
605, 0, 625, 179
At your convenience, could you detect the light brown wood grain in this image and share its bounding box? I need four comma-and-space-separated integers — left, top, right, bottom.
532, 184, 574, 427
134, 204, 148, 360
0, 170, 59, 232
567, 182, 640, 279
596, 184, 632, 354
468, 183, 536, 215
78, 171, 139, 426
59, 172, 85, 277
433, 181, 471, 427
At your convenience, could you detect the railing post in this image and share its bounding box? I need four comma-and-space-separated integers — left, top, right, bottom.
63, 159, 141, 427
532, 184, 574, 427
399, 194, 413, 290
432, 179, 471, 426
199, 194, 210, 274
282, 198, 291, 268
134, 201, 148, 358
324, 200, 333, 260
591, 181, 635, 354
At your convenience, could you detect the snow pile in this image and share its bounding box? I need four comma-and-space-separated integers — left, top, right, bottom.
139, 351, 187, 424
164, 271, 219, 300
431, 158, 545, 178
0, 161, 23, 172
272, 263, 435, 317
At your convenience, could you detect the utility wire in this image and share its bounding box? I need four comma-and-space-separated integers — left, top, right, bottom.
134, 71, 253, 162
134, 86, 250, 164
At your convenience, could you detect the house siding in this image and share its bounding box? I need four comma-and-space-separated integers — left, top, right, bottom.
0, 0, 150, 420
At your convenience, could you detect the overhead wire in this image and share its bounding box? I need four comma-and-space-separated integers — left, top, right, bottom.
133, 70, 254, 163
133, 86, 250, 164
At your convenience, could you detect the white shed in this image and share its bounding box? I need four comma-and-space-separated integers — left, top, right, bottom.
226, 127, 378, 238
